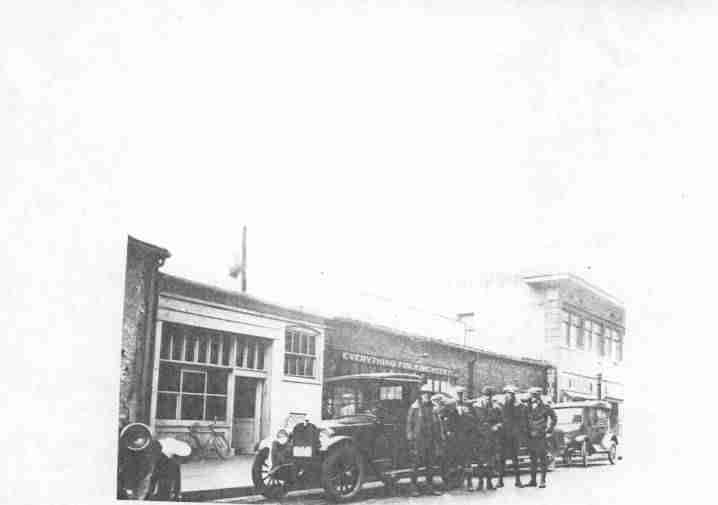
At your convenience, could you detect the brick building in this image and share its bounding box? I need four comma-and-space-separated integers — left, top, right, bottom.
151, 274, 327, 453
325, 317, 552, 400
120, 236, 327, 454
465, 272, 625, 430
119, 236, 170, 426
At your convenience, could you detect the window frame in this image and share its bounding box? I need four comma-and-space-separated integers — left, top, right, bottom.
284, 328, 318, 379
156, 364, 229, 421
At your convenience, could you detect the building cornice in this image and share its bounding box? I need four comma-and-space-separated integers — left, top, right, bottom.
523, 272, 623, 307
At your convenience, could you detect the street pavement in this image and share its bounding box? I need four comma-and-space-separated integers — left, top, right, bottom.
217, 460, 630, 505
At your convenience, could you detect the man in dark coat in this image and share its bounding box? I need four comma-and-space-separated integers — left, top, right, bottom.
432, 394, 456, 490
454, 386, 478, 491
473, 386, 502, 491
497, 385, 525, 488
406, 383, 445, 496
525, 387, 557, 488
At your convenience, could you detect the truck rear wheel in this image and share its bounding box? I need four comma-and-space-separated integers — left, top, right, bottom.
321, 445, 365, 502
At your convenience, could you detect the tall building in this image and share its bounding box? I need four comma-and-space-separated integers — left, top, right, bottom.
467, 272, 625, 430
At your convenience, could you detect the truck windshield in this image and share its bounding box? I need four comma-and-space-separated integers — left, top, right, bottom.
555, 407, 583, 425
323, 384, 372, 419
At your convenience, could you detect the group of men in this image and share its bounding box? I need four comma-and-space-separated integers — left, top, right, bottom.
406, 383, 557, 497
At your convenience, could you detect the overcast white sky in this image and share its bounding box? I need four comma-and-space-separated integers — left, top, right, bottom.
2, 2, 716, 503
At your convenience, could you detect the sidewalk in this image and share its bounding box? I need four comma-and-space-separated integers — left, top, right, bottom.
183, 454, 254, 493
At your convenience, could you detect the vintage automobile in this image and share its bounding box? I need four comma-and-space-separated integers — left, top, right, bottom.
554, 400, 619, 467
252, 373, 426, 502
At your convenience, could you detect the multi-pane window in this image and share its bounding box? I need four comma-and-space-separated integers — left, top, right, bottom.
561, 310, 623, 361
569, 314, 581, 347
156, 322, 267, 421
562, 310, 571, 347
156, 364, 228, 420
284, 328, 317, 378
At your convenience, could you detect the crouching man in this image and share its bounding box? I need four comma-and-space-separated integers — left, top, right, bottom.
407, 383, 445, 497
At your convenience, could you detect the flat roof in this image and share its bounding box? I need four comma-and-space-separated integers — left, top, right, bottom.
160, 273, 326, 325
330, 317, 554, 368
523, 272, 623, 307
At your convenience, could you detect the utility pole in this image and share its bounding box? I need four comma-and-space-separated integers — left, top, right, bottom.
229, 225, 247, 292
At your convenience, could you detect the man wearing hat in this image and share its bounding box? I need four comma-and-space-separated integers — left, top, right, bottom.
497, 385, 525, 488
453, 386, 478, 491
525, 387, 557, 488
432, 394, 457, 490
406, 383, 445, 496
473, 386, 502, 491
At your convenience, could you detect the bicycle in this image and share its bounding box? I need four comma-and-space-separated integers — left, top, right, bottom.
187, 418, 232, 460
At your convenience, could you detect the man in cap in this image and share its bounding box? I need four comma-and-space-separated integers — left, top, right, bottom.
432, 394, 457, 490
525, 387, 557, 488
406, 383, 445, 496
473, 386, 502, 491
497, 385, 525, 488
453, 386, 478, 490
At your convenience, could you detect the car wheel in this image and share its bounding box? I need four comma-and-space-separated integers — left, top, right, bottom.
251, 448, 288, 499
607, 442, 617, 465
581, 441, 589, 468
213, 435, 232, 460
321, 444, 365, 502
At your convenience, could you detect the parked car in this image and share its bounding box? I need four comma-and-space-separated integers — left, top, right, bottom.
251, 373, 425, 502
554, 400, 619, 467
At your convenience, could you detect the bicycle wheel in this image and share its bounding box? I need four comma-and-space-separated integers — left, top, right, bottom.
212, 434, 232, 459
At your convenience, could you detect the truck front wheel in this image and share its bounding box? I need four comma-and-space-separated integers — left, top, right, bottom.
321, 445, 365, 502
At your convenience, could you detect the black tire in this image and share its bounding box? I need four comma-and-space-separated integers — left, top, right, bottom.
251, 448, 288, 499
581, 441, 589, 468
321, 444, 365, 502
607, 442, 617, 465
213, 434, 232, 460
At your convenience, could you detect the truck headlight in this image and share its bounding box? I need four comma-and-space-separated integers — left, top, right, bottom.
276, 429, 289, 445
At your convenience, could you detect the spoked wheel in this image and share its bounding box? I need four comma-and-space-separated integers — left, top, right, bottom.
213, 434, 232, 460
321, 445, 365, 502
607, 442, 617, 465
251, 448, 288, 499
581, 441, 589, 468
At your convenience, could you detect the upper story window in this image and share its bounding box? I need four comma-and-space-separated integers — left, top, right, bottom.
561, 310, 623, 363
159, 322, 266, 371
284, 327, 318, 378
561, 310, 571, 347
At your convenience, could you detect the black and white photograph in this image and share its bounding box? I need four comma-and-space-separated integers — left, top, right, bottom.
1, 2, 714, 505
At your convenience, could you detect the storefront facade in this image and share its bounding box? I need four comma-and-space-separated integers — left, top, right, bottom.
150, 274, 325, 454
325, 318, 552, 399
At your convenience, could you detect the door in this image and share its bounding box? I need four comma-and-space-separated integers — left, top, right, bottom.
233, 377, 260, 453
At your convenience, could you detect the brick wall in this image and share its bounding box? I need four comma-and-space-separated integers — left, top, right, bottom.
326, 318, 548, 397
119, 237, 169, 426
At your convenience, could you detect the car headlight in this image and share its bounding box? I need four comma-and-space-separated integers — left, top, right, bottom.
276, 429, 289, 445
319, 428, 334, 447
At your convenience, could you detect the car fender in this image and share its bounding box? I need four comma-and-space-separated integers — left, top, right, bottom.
573, 434, 588, 443
321, 435, 354, 453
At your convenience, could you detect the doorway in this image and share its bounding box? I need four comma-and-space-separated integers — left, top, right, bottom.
233, 377, 261, 453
